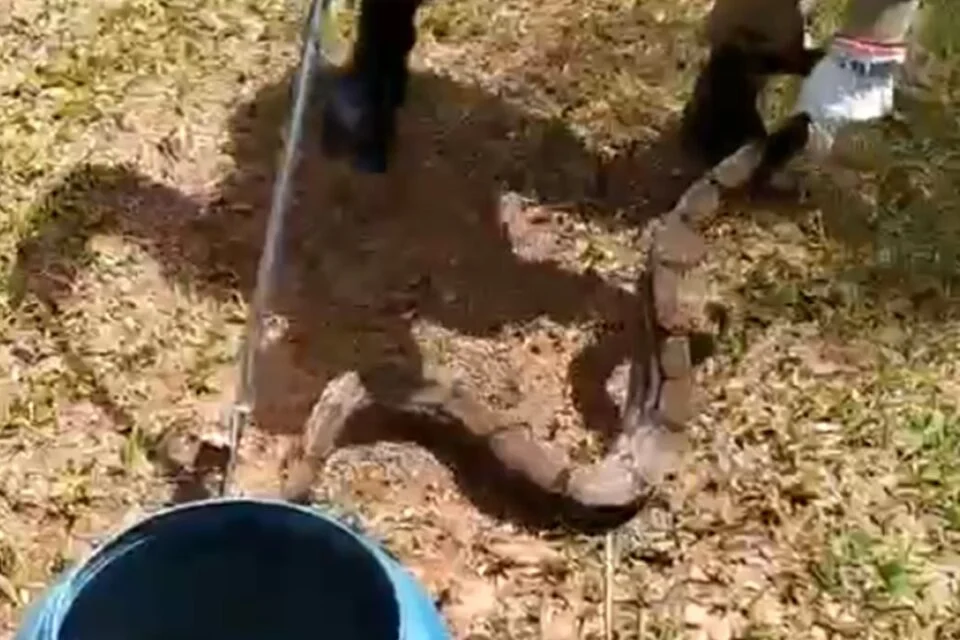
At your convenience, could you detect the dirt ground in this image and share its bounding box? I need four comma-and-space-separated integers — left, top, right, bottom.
1, 0, 959, 638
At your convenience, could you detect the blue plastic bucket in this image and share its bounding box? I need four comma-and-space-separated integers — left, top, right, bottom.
15, 498, 450, 640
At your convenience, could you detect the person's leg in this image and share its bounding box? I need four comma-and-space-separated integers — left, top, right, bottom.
680, 45, 767, 166
321, 0, 422, 173
748, 111, 811, 197
682, 0, 814, 165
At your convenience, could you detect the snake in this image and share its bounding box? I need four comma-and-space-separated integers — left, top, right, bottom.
278, 138, 770, 527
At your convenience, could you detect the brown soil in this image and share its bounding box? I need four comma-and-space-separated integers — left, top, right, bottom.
2, 1, 959, 638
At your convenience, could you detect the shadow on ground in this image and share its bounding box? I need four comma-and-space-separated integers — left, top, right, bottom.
10, 67, 702, 530
13, 59, 960, 529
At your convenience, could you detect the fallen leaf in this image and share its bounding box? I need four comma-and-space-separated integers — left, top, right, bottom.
444, 577, 499, 628
688, 565, 709, 582
749, 593, 783, 628
705, 615, 733, 640
485, 538, 562, 568
539, 601, 578, 640
0, 573, 19, 606
684, 602, 709, 627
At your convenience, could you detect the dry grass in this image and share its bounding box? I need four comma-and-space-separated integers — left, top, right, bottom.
1, 0, 959, 638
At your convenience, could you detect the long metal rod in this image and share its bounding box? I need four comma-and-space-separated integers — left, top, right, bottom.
220, 0, 329, 496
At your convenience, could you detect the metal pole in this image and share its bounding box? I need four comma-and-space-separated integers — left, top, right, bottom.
220, 0, 330, 496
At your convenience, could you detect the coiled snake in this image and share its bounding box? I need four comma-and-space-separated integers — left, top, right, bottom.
280, 140, 768, 525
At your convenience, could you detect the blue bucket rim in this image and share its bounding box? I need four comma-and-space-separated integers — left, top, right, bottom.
39, 497, 412, 638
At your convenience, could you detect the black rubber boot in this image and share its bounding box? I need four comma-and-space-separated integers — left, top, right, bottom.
748, 111, 812, 200
320, 70, 398, 174
680, 46, 768, 167
319, 0, 419, 174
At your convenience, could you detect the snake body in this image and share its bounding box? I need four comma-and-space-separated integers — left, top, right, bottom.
281, 140, 767, 523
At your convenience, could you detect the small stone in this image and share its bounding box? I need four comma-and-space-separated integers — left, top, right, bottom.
659, 336, 692, 378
